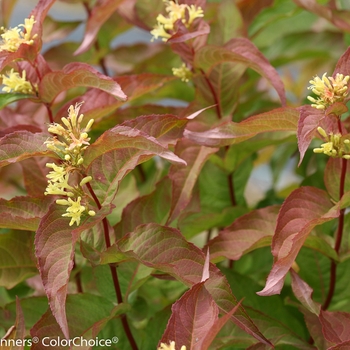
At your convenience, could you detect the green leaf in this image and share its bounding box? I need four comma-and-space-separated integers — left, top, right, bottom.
0, 93, 34, 110
0, 231, 36, 289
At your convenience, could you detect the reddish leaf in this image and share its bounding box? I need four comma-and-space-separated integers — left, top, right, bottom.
55, 74, 174, 121
320, 310, 350, 344
237, 0, 274, 26
84, 125, 186, 166
297, 105, 325, 165
298, 308, 327, 350
0, 131, 50, 167
207, 206, 279, 261
39, 62, 127, 103
1, 298, 26, 350
160, 282, 219, 350
101, 223, 272, 345
200, 302, 242, 350
290, 269, 321, 315
20, 157, 49, 196
30, 294, 118, 350
293, 0, 350, 33
201, 248, 210, 282
75, 0, 125, 55
0, 0, 56, 70
35, 202, 113, 338
258, 187, 339, 296
324, 158, 350, 201
184, 107, 298, 147
195, 38, 286, 106
120, 114, 189, 147
167, 139, 218, 224
0, 196, 54, 231
334, 46, 350, 77
328, 341, 350, 350
168, 18, 210, 44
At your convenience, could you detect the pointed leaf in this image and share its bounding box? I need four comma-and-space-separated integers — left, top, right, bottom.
195, 38, 286, 106
0, 93, 35, 110
207, 206, 279, 261
21, 158, 49, 196
293, 0, 350, 32
85, 125, 185, 166
0, 131, 50, 167
160, 282, 219, 350
30, 294, 116, 350
85, 125, 186, 206
200, 301, 242, 350
320, 310, 350, 344
297, 105, 325, 165
201, 249, 210, 282
334, 46, 350, 77
0, 231, 36, 289
39, 62, 127, 103
167, 139, 218, 224
75, 0, 124, 55
120, 114, 189, 147
184, 107, 298, 147
258, 187, 339, 296
101, 223, 272, 345
325, 157, 350, 201
55, 74, 173, 121
35, 202, 113, 338
0, 196, 54, 231
290, 269, 321, 315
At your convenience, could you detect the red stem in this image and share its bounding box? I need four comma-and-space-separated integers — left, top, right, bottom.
199, 68, 222, 119
322, 154, 347, 310
85, 182, 138, 350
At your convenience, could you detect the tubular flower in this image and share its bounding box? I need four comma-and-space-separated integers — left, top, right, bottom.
307, 73, 350, 110
1, 69, 37, 94
158, 341, 186, 350
151, 0, 204, 41
45, 102, 94, 166
44, 102, 96, 226
313, 126, 350, 158
172, 63, 192, 82
57, 197, 86, 226
0, 16, 37, 52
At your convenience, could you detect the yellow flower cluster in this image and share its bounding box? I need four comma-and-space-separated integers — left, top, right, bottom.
313, 126, 350, 159
172, 63, 192, 82
151, 0, 204, 41
307, 73, 350, 110
158, 341, 186, 350
45, 102, 94, 166
0, 16, 37, 52
44, 103, 96, 226
1, 69, 37, 94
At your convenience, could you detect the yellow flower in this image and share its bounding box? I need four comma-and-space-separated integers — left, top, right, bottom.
46, 102, 94, 166
57, 197, 86, 226
313, 127, 350, 158
1, 69, 36, 94
172, 63, 192, 82
45, 163, 68, 183
158, 341, 186, 350
151, 0, 204, 41
307, 73, 350, 110
0, 16, 37, 52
